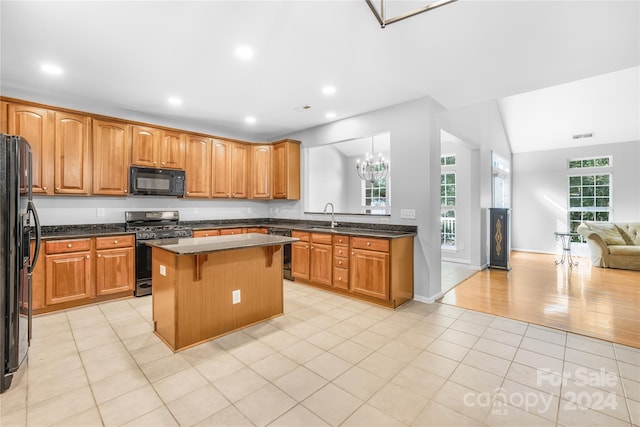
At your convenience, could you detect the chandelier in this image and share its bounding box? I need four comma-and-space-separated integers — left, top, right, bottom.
356, 138, 389, 183
365, 0, 458, 28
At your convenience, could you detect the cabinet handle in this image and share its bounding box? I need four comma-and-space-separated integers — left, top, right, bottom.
123, 190, 127, 193
86, 255, 90, 259
67, 243, 72, 248
56, 187, 60, 190
97, 254, 101, 257
186, 192, 190, 195
338, 276, 342, 280
114, 240, 118, 244
311, 245, 314, 249
352, 252, 355, 256
162, 162, 165, 165
43, 186, 48, 191
367, 242, 371, 246
154, 162, 157, 165
338, 261, 342, 265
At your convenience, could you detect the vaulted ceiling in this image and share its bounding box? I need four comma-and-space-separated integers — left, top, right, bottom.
1, 1, 638, 152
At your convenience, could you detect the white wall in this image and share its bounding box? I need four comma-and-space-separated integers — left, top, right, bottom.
306, 145, 348, 212
512, 140, 640, 254
275, 97, 445, 301
441, 99, 513, 268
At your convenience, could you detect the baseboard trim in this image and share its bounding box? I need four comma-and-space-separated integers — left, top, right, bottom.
414, 293, 443, 304
511, 248, 555, 255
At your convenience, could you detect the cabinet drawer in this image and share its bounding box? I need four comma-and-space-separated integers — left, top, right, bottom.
220, 228, 244, 235
311, 233, 332, 244
333, 267, 349, 290
193, 229, 221, 238
292, 231, 309, 241
334, 255, 349, 268
333, 235, 349, 245
45, 239, 91, 254
351, 236, 389, 252
334, 245, 349, 257
95, 235, 134, 249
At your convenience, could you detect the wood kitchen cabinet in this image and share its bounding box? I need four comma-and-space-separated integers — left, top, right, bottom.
185, 135, 212, 197
160, 130, 186, 169
44, 239, 92, 305
92, 119, 131, 196
193, 229, 221, 238
53, 111, 91, 195
5, 103, 54, 195
291, 231, 310, 280
250, 144, 272, 199
212, 140, 248, 198
131, 125, 186, 169
272, 139, 300, 200
95, 235, 135, 296
309, 233, 333, 286
333, 235, 350, 290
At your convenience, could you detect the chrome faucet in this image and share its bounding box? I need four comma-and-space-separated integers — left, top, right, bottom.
323, 202, 337, 228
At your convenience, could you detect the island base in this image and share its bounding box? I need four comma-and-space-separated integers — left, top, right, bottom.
152, 245, 284, 351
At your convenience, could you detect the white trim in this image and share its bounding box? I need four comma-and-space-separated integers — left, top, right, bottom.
441, 256, 471, 264
414, 293, 441, 304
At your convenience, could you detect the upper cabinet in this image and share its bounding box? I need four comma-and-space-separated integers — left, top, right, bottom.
53, 112, 91, 195
5, 103, 54, 195
272, 139, 300, 200
1, 98, 301, 200
92, 119, 131, 196
250, 145, 272, 199
131, 125, 161, 168
160, 130, 186, 169
212, 140, 248, 199
185, 135, 212, 198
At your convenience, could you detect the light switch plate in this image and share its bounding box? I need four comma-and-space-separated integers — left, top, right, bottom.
232, 290, 241, 304
400, 209, 416, 219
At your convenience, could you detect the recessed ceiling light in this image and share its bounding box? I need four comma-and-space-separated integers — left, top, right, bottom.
326, 112, 336, 119
168, 96, 182, 106
322, 85, 336, 96
41, 63, 63, 76
235, 45, 254, 60
245, 116, 256, 124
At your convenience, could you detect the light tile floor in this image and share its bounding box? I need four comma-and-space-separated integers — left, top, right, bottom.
441, 261, 478, 293
1, 281, 639, 426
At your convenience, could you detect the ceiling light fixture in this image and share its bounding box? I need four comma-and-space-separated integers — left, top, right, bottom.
356, 137, 389, 183
167, 96, 182, 106
322, 86, 336, 96
326, 112, 336, 119
235, 45, 254, 60
572, 132, 594, 140
40, 63, 63, 75
245, 116, 256, 124
365, 0, 458, 28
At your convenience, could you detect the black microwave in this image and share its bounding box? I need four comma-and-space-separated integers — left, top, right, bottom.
129, 166, 186, 197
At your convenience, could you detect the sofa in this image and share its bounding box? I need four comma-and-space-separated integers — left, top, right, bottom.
576, 222, 640, 271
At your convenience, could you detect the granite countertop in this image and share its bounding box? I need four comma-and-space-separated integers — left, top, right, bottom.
39, 224, 133, 240
146, 233, 299, 255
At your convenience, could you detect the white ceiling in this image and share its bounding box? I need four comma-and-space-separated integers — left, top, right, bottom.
1, 1, 638, 151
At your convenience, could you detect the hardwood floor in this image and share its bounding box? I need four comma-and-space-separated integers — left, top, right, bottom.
439, 251, 640, 348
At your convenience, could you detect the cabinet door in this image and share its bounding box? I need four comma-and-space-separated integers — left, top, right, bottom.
45, 252, 92, 305
212, 139, 230, 198
310, 243, 332, 286
250, 145, 271, 199
53, 112, 91, 194
185, 135, 212, 197
7, 103, 54, 194
272, 140, 300, 200
351, 249, 389, 300
96, 247, 134, 296
230, 142, 248, 198
291, 241, 310, 280
92, 119, 131, 196
131, 125, 161, 167
160, 130, 186, 169
193, 229, 221, 238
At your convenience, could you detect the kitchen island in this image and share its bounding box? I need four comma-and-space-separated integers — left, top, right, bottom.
147, 233, 298, 351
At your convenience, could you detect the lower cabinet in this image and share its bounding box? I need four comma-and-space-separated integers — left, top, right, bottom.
34, 234, 135, 313
193, 229, 221, 238
95, 236, 135, 296
291, 231, 414, 308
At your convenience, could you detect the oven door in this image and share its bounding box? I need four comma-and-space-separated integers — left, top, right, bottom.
135, 240, 153, 296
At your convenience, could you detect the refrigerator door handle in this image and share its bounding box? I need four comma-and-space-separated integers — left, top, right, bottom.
27, 201, 41, 274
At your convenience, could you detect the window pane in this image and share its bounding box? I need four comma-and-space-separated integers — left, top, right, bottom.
582, 159, 595, 167
569, 198, 581, 207
596, 198, 609, 207
582, 175, 594, 185
569, 186, 581, 197
569, 160, 581, 169
583, 212, 594, 220
595, 157, 610, 167
595, 186, 609, 196
569, 176, 581, 186
583, 198, 594, 207
569, 212, 582, 221
596, 175, 609, 185
582, 187, 594, 197
596, 212, 609, 221
446, 174, 455, 184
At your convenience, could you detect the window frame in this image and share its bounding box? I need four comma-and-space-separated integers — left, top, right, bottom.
567, 170, 613, 243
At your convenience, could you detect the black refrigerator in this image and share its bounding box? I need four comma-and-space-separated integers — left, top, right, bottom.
0, 134, 41, 393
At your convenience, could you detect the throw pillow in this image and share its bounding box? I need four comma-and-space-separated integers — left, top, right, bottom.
587, 222, 626, 246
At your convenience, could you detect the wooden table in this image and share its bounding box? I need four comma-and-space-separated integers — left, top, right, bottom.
148, 233, 298, 351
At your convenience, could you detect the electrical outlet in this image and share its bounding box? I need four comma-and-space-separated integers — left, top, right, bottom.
159, 265, 166, 276
232, 290, 241, 304
96, 208, 105, 217
380, 217, 390, 224
400, 209, 416, 219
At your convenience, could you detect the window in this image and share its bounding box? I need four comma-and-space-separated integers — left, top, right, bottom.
568, 156, 611, 169
441, 154, 456, 247
568, 172, 612, 242
361, 177, 389, 214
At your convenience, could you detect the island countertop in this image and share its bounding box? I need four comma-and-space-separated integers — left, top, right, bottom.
145, 233, 299, 255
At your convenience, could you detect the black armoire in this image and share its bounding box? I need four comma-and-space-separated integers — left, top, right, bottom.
489, 208, 511, 270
